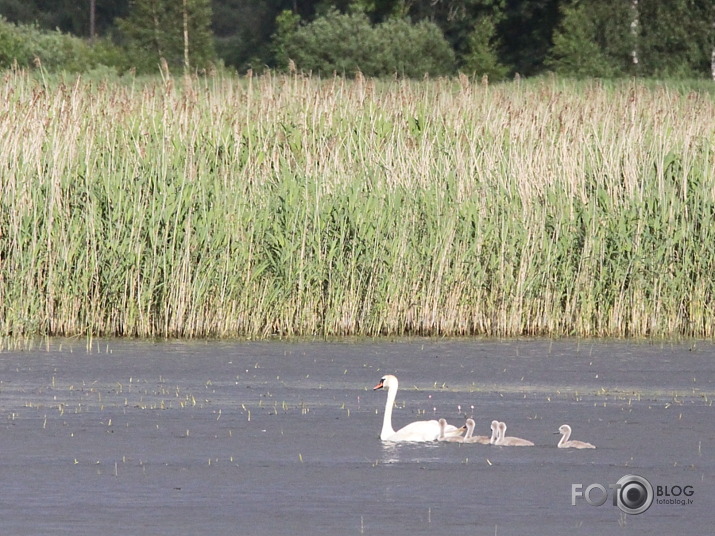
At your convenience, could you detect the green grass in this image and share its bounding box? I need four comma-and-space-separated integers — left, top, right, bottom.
1, 71, 714, 339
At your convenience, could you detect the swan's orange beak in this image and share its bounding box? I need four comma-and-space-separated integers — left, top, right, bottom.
373, 380, 384, 390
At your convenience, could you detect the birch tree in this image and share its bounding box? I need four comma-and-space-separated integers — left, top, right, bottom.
117, 0, 214, 73
630, 0, 638, 69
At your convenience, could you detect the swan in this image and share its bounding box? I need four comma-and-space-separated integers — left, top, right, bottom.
495, 421, 534, 446
373, 375, 462, 442
489, 420, 500, 445
556, 424, 596, 449
462, 418, 491, 444
438, 418, 465, 442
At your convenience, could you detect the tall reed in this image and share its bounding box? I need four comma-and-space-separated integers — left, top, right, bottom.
1, 71, 714, 338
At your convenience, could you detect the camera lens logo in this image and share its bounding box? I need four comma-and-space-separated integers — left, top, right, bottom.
614, 474, 654, 515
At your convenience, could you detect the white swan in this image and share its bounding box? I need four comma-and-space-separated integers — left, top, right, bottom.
373, 375, 462, 442
556, 424, 596, 449
462, 418, 491, 444
495, 421, 534, 446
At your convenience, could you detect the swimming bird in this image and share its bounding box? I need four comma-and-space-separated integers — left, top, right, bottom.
462, 418, 491, 444
489, 420, 500, 445
495, 421, 534, 446
373, 375, 462, 442
438, 418, 465, 442
556, 424, 596, 449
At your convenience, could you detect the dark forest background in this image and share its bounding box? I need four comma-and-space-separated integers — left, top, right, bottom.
0, 0, 713, 79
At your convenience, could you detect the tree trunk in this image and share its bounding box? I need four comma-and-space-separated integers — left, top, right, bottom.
89, 0, 96, 43
630, 0, 639, 68
183, 0, 190, 74
151, 2, 162, 60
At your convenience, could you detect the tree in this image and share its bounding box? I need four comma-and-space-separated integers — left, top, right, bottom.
117, 0, 215, 73
499, 0, 560, 76
212, 0, 286, 71
207, 0, 321, 71
274, 8, 454, 77
546, 0, 631, 78
385, 0, 509, 70
547, 0, 713, 79
637, 0, 713, 78
461, 15, 508, 80
0, 0, 129, 38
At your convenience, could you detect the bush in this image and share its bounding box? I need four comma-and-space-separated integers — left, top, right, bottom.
373, 18, 455, 78
0, 16, 26, 67
0, 16, 125, 72
275, 9, 454, 78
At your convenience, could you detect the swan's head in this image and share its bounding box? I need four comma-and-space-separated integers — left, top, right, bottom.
558, 424, 571, 435
373, 374, 397, 391
465, 419, 475, 431
490, 420, 499, 430
498, 422, 507, 433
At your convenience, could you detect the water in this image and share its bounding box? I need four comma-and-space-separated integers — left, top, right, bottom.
0, 338, 712, 535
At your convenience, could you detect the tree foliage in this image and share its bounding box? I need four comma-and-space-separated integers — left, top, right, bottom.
546, 1, 623, 78
0, 15, 123, 71
274, 8, 454, 77
461, 15, 508, 80
116, 0, 215, 73
0, 0, 713, 79
0, 0, 129, 38
638, 0, 713, 78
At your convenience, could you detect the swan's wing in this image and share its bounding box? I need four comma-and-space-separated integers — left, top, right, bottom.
502, 436, 534, 446
444, 424, 466, 437
572, 440, 596, 449
387, 419, 441, 442
463, 435, 491, 444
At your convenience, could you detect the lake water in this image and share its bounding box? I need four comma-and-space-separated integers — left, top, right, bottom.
0, 338, 712, 535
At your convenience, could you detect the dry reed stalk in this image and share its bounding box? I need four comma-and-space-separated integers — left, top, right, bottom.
1, 72, 714, 339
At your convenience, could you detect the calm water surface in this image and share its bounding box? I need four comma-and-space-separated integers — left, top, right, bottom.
0, 338, 712, 535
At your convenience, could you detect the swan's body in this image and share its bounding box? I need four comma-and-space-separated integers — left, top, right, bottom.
495, 422, 534, 446
373, 375, 461, 442
556, 424, 595, 449
462, 418, 491, 444
438, 418, 465, 442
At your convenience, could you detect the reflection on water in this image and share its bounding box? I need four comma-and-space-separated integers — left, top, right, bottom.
380, 441, 443, 464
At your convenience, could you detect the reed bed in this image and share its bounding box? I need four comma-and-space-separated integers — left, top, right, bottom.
1, 70, 714, 339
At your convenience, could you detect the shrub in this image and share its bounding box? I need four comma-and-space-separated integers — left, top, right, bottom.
275, 9, 454, 78
0, 16, 27, 68
0, 16, 125, 72
373, 17, 455, 78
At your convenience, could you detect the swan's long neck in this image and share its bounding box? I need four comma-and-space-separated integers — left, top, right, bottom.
465, 422, 474, 439
498, 424, 505, 443
559, 428, 570, 447
381, 382, 398, 439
